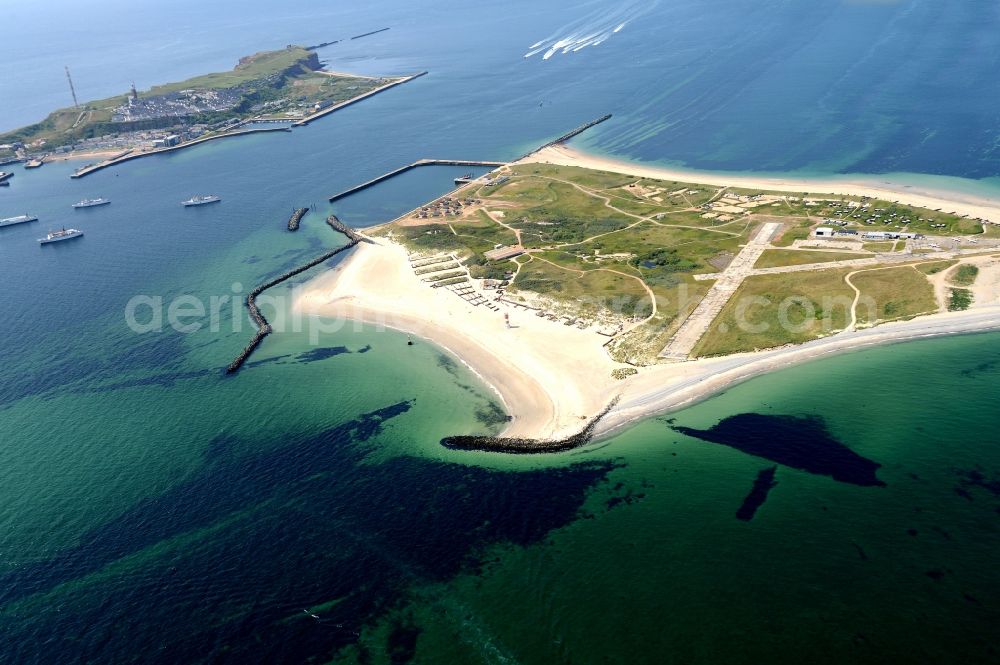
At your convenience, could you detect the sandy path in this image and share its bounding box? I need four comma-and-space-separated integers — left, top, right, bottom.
659, 222, 781, 359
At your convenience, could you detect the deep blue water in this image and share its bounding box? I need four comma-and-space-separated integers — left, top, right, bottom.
4, 0, 1000, 177
3, 1, 1000, 663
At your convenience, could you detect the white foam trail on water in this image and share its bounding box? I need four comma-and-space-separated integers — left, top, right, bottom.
522, 0, 657, 60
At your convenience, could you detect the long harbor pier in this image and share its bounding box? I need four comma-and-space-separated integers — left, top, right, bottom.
327, 114, 610, 203
226, 220, 364, 374
287, 207, 309, 231
69, 72, 427, 179
327, 159, 506, 202
70, 126, 292, 179
292, 71, 427, 127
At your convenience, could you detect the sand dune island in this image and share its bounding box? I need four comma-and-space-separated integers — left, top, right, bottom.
296, 155, 1000, 449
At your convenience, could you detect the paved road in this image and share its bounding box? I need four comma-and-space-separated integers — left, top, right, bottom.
659, 222, 782, 359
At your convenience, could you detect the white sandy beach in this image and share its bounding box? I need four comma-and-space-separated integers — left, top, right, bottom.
294, 240, 622, 440
530, 144, 1000, 225
295, 235, 1000, 443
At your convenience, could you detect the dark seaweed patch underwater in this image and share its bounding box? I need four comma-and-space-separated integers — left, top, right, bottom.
0, 402, 616, 664
673, 413, 884, 487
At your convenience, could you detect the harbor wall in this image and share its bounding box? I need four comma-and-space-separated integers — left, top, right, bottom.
70, 126, 292, 178
292, 71, 427, 127
327, 158, 505, 202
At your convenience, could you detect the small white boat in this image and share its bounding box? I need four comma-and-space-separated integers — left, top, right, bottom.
0, 214, 38, 228
73, 198, 111, 208
39, 228, 84, 244
182, 195, 222, 207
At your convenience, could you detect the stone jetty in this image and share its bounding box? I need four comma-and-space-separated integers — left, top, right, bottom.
326, 215, 374, 243
226, 218, 366, 374
287, 207, 308, 231
440, 398, 619, 454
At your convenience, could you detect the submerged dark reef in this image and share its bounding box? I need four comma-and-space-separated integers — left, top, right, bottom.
672, 413, 885, 487
0, 401, 618, 664
736, 466, 779, 521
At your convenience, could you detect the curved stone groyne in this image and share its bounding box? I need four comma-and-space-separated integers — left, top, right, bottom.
225, 240, 359, 374
287, 207, 309, 231
440, 398, 620, 454
326, 214, 374, 243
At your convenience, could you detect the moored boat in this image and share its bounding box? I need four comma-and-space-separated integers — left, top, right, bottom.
0, 214, 39, 228
72, 198, 111, 208
38, 228, 84, 244
182, 195, 222, 206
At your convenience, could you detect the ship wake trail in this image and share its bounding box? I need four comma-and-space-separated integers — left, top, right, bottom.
523, 0, 658, 60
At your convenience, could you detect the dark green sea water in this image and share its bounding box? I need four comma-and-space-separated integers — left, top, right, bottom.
2, 0, 1000, 662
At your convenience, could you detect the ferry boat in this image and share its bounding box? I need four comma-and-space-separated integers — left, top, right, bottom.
0, 214, 38, 228
0, 171, 13, 184
38, 228, 83, 244
182, 195, 221, 207
72, 198, 111, 208
24, 159, 43, 169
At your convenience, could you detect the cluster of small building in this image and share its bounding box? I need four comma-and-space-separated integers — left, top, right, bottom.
823, 200, 933, 227
113, 88, 243, 123
814, 227, 923, 240
483, 175, 509, 187
415, 196, 480, 219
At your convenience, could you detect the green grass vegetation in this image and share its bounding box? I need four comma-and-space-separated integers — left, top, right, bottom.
769, 218, 815, 247
0, 46, 384, 151
694, 269, 855, 357
949, 288, 973, 311
386, 216, 516, 257
754, 249, 868, 269
387, 164, 974, 362
511, 257, 652, 318
916, 260, 958, 275
949, 264, 980, 286
423, 270, 466, 282
852, 267, 938, 325
149, 47, 316, 94
862, 241, 896, 252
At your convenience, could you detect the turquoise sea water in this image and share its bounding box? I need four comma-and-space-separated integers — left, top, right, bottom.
2, 1, 1000, 662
